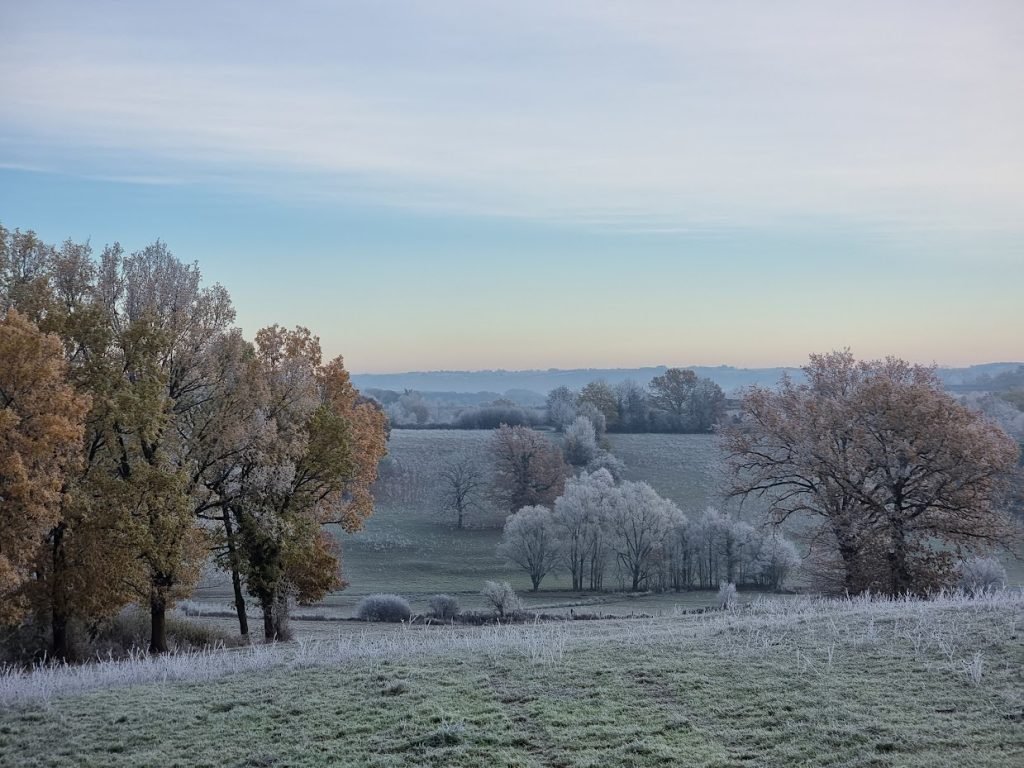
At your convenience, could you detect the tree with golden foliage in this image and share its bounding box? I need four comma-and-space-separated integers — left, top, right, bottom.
229, 327, 389, 640
2, 225, 389, 655
0, 310, 89, 624
725, 351, 1020, 595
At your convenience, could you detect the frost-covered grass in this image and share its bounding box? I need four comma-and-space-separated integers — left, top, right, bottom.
2, 591, 1022, 766
188, 428, 1023, 637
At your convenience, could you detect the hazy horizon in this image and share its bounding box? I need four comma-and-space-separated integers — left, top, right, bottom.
2, 1, 1022, 372
350, 359, 1024, 377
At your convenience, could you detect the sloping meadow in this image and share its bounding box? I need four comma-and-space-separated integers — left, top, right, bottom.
2, 591, 1021, 766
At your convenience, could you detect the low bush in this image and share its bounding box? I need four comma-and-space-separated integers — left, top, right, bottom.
481, 581, 522, 618
355, 594, 412, 623
427, 594, 459, 621
956, 557, 1007, 596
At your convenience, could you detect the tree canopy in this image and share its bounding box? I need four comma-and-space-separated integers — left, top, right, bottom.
0, 224, 388, 654
725, 351, 1020, 595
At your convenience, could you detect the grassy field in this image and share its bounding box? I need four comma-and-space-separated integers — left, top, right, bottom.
191, 430, 756, 622
3, 592, 1022, 767
187, 429, 1023, 630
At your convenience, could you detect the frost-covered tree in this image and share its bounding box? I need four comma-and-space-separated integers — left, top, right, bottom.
553, 469, 616, 590
751, 532, 801, 591
586, 450, 626, 482
497, 505, 562, 591
481, 580, 522, 617
576, 401, 607, 437
546, 386, 577, 431
606, 481, 681, 591
563, 416, 598, 467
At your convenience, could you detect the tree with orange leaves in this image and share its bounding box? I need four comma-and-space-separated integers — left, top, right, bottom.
725, 351, 1020, 595
0, 310, 89, 624
229, 327, 388, 640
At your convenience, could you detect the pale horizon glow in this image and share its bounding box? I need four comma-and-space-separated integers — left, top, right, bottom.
1, 1, 1022, 373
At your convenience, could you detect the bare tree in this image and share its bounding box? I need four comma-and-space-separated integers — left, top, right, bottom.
725, 350, 1020, 595
489, 425, 566, 514
437, 457, 485, 529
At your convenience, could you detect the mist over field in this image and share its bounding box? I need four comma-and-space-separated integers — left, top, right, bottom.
351, 362, 1024, 397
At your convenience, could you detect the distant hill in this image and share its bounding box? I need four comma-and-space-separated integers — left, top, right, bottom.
352, 362, 1024, 397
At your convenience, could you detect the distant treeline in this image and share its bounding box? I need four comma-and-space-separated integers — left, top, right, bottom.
369, 368, 728, 434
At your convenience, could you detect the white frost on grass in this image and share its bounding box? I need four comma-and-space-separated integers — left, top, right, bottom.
2, 589, 1020, 707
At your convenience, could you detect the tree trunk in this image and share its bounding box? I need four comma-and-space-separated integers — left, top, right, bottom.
272, 590, 290, 641
261, 596, 275, 642
830, 520, 868, 595
887, 522, 912, 595
221, 508, 249, 638
49, 523, 70, 661
231, 566, 249, 639
51, 607, 69, 662
149, 597, 168, 654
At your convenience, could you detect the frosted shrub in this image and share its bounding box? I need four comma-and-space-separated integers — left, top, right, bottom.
355, 594, 412, 622
585, 450, 626, 482
428, 594, 460, 621
481, 581, 522, 618
956, 557, 1007, 596
717, 582, 738, 610
563, 416, 598, 466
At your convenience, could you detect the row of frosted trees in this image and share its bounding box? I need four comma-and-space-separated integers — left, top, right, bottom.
498, 469, 800, 592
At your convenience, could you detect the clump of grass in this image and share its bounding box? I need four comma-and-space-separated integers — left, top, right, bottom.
1, 607, 237, 666
382, 680, 410, 696
716, 582, 737, 610
355, 594, 412, 623
962, 651, 984, 685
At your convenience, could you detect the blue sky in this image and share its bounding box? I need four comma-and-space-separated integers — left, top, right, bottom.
1, 1, 1022, 372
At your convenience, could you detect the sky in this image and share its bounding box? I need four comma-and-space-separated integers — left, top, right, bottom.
1, 1, 1022, 373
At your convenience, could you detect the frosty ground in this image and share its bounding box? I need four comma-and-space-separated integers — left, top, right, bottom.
2, 592, 1021, 767
186, 431, 1024, 632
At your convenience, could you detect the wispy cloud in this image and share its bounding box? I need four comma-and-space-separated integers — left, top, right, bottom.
2, 1, 1023, 233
